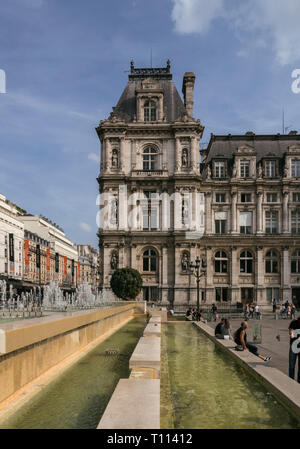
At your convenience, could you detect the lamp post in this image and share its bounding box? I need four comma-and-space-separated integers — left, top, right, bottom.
189, 256, 207, 311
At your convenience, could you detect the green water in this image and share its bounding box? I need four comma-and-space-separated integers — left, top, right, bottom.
164, 323, 300, 429
0, 317, 146, 429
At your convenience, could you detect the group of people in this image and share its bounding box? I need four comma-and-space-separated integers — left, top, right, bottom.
278, 301, 296, 319
215, 318, 272, 362
243, 303, 260, 320
185, 308, 207, 323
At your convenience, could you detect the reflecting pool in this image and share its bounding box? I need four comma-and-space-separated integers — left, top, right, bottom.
0, 317, 146, 429
163, 323, 300, 429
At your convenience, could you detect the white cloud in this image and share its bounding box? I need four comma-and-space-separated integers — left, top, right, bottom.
171, 0, 300, 65
171, 0, 224, 34
88, 152, 100, 163
79, 222, 92, 232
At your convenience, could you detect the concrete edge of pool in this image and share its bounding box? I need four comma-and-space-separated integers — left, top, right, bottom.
97, 311, 165, 429
194, 321, 300, 421
0, 302, 147, 424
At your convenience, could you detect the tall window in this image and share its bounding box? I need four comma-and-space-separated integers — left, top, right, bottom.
265, 250, 279, 274
215, 212, 227, 234
143, 249, 157, 272
241, 193, 251, 203
241, 288, 253, 302
266, 287, 279, 303
240, 160, 250, 178
143, 147, 157, 171
292, 192, 300, 202
216, 287, 228, 302
142, 191, 158, 231
265, 160, 276, 178
240, 251, 253, 273
291, 160, 300, 178
266, 193, 278, 203
144, 101, 156, 121
215, 251, 228, 273
214, 161, 226, 178
291, 250, 300, 273
265, 211, 278, 234
240, 212, 252, 234
291, 210, 300, 234
216, 193, 226, 203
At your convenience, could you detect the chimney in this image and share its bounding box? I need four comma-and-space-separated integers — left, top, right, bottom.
182, 72, 196, 118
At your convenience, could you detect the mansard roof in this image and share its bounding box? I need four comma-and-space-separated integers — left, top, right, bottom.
112, 60, 187, 123
205, 133, 300, 163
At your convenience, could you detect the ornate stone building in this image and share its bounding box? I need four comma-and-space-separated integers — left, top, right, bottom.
97, 61, 300, 309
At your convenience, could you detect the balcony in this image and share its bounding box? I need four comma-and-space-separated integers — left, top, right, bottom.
131, 169, 169, 178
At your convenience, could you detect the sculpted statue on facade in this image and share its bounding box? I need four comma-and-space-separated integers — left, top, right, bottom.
182, 149, 188, 168
181, 252, 190, 272
111, 150, 119, 168
110, 252, 118, 270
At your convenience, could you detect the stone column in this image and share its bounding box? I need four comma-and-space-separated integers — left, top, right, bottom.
174, 189, 182, 230
175, 137, 181, 172
282, 247, 290, 302
100, 138, 104, 172
256, 191, 263, 234
231, 247, 239, 303
161, 190, 169, 231
158, 95, 163, 121
129, 189, 138, 230
205, 192, 212, 234
231, 191, 237, 234
105, 138, 111, 173
190, 137, 196, 171
255, 247, 265, 304
283, 191, 289, 233
118, 185, 127, 230
130, 245, 137, 270
119, 137, 125, 173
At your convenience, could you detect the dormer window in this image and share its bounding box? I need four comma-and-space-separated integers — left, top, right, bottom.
144, 101, 156, 122
291, 160, 300, 178
240, 160, 250, 178
265, 160, 276, 178
214, 161, 227, 178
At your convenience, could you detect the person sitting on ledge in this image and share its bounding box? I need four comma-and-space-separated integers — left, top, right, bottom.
221, 319, 233, 340
196, 309, 207, 323
215, 318, 225, 338
234, 321, 272, 362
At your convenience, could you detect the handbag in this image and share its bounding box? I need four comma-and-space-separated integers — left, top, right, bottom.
235, 345, 244, 351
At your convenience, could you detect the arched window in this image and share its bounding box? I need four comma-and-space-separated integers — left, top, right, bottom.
144, 100, 156, 121
265, 250, 279, 273
240, 251, 253, 274
215, 251, 228, 273
143, 249, 158, 272
143, 147, 157, 171
291, 250, 300, 273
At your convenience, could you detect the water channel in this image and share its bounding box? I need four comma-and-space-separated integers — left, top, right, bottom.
0, 317, 147, 429
163, 323, 300, 429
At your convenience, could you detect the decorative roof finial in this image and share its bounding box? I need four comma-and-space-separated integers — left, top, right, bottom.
130, 60, 134, 72
167, 59, 171, 72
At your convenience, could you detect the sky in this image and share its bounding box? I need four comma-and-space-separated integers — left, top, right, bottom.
0, 0, 300, 249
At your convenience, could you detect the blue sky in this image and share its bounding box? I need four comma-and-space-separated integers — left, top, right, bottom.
1, 0, 300, 249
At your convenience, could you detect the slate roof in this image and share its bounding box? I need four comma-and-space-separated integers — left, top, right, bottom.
203, 133, 300, 178
113, 62, 187, 123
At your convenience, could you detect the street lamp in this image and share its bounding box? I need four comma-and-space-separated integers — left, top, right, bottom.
189, 256, 207, 311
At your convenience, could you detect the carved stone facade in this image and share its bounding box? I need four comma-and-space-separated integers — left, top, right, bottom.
97, 62, 300, 309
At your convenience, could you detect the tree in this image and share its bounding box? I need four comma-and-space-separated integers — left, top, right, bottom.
110, 268, 143, 301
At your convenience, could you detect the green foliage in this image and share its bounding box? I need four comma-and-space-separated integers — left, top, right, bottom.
110, 268, 143, 301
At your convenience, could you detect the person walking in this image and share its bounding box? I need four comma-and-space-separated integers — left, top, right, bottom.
291, 303, 296, 320
272, 298, 277, 313
244, 304, 249, 321
254, 304, 260, 319
211, 303, 218, 322
249, 304, 254, 319
234, 321, 272, 361
288, 315, 300, 383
